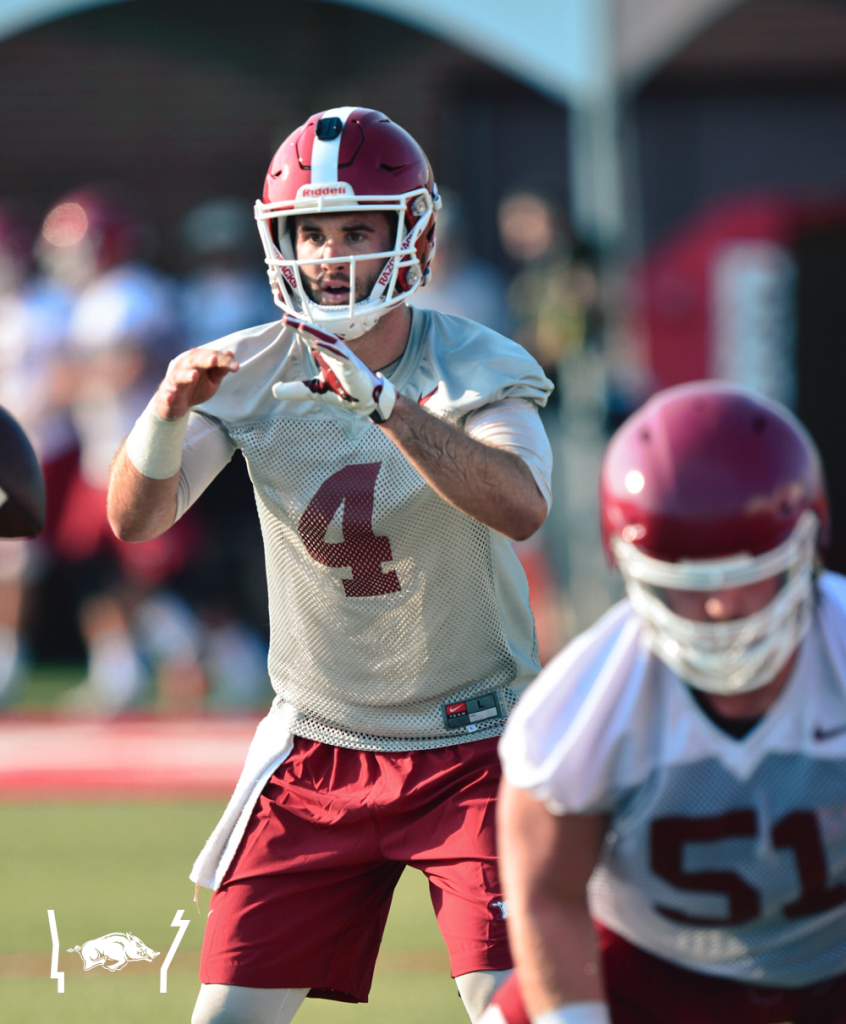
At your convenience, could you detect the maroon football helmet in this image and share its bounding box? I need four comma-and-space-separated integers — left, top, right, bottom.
600, 381, 828, 694
255, 106, 439, 339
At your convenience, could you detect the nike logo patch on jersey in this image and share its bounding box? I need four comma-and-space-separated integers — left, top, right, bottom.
814, 723, 846, 741
443, 692, 504, 730
418, 386, 438, 405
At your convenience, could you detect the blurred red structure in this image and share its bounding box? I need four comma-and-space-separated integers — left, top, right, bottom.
639, 191, 846, 389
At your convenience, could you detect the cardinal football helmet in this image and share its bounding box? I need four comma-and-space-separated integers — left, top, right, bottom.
255, 107, 440, 340
601, 381, 828, 695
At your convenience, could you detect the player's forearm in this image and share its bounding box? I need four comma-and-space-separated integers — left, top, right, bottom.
499, 787, 610, 1019
379, 394, 547, 540
107, 363, 215, 542
107, 444, 180, 542
509, 897, 606, 1016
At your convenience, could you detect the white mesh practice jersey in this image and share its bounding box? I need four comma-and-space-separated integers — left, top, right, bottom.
188, 306, 552, 751
499, 572, 846, 987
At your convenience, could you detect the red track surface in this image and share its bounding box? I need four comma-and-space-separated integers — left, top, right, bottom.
0, 714, 262, 798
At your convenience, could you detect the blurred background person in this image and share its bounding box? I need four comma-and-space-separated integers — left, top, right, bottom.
176, 196, 273, 710
410, 187, 513, 333
497, 185, 598, 411
37, 184, 205, 712
495, 186, 603, 662
179, 196, 278, 347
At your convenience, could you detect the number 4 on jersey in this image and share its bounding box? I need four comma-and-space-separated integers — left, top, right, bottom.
298, 462, 401, 597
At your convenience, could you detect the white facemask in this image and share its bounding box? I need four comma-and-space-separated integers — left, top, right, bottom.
612, 511, 819, 695
255, 189, 438, 340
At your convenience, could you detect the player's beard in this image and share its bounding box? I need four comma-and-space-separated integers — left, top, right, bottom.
301, 261, 384, 308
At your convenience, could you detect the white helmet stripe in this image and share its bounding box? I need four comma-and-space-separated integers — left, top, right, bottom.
310, 106, 357, 184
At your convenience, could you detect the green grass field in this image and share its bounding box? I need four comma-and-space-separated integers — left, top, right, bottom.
0, 800, 468, 1024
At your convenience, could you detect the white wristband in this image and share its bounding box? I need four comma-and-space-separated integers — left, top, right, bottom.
532, 1003, 610, 1024
125, 399, 189, 480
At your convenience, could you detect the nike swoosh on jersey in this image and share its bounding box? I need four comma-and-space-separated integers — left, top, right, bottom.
418, 386, 439, 405
814, 723, 846, 741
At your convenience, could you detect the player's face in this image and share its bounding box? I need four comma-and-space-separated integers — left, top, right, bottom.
664, 576, 783, 623
293, 212, 394, 306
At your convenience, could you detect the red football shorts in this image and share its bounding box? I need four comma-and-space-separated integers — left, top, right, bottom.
199, 735, 512, 1001
485, 924, 846, 1024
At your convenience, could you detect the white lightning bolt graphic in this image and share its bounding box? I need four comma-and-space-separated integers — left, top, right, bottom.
47, 909, 64, 993
160, 909, 190, 993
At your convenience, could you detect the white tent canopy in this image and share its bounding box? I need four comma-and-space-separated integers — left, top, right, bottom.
0, 0, 745, 102
0, 0, 746, 244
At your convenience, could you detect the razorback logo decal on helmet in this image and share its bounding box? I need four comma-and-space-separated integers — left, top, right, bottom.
255, 107, 440, 340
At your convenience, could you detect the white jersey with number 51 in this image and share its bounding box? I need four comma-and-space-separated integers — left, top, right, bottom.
499, 571, 846, 987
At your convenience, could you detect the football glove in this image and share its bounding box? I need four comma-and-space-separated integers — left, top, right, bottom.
272, 313, 397, 423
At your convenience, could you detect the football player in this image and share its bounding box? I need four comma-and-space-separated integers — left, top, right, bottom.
106, 108, 554, 1023
481, 381, 846, 1024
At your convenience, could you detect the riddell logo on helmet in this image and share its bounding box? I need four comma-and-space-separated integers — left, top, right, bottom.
297, 183, 354, 199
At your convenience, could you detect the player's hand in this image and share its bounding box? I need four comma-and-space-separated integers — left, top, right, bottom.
153, 348, 239, 421
272, 314, 396, 423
